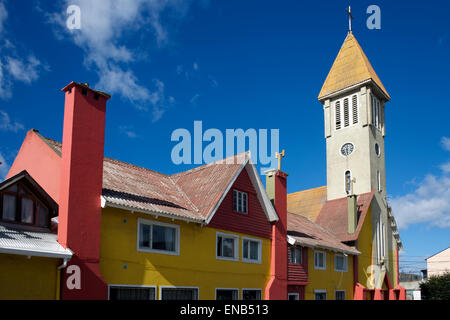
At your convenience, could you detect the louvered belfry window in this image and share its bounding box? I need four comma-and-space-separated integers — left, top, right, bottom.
343, 98, 349, 127
352, 95, 358, 124
335, 101, 341, 130
335, 94, 358, 131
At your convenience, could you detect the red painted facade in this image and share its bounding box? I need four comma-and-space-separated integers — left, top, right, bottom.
264, 170, 288, 300
7, 129, 61, 203
58, 82, 109, 300
209, 167, 272, 239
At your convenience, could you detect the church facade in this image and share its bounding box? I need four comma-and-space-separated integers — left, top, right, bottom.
287, 31, 404, 299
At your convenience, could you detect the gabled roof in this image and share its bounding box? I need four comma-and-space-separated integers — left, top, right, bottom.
0, 170, 58, 214
315, 190, 375, 242
287, 212, 359, 255
426, 247, 450, 260
287, 186, 327, 222
318, 32, 390, 101
36, 133, 278, 224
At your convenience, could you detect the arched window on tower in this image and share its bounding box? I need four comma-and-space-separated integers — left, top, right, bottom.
377, 170, 381, 192
345, 171, 351, 194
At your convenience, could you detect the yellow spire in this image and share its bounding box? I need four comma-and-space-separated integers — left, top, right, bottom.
318, 33, 390, 101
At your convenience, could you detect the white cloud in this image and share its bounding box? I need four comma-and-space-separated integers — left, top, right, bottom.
441, 137, 450, 151
0, 0, 7, 35
0, 109, 24, 132
0, 152, 9, 181
0, 1, 46, 99
49, 0, 193, 122
390, 171, 450, 230
4, 55, 45, 84
119, 125, 138, 139
441, 161, 450, 174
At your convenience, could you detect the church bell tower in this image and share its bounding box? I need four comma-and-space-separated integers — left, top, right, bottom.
318, 30, 390, 201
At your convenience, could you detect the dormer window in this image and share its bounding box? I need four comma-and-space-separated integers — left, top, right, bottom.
1, 180, 52, 229
335, 94, 358, 131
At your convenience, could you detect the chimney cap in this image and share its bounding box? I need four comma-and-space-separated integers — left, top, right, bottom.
62, 81, 111, 100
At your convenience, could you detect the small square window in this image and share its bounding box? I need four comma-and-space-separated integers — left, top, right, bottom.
242, 238, 261, 263
289, 247, 302, 264
315, 291, 327, 300
217, 232, 238, 260
314, 251, 326, 270
216, 289, 239, 300
335, 254, 348, 272
137, 219, 179, 255
335, 290, 346, 300
242, 289, 261, 300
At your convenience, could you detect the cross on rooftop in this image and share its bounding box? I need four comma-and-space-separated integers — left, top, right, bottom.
275, 150, 285, 171
346, 5, 353, 33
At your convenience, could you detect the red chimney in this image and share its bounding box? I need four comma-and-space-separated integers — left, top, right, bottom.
264, 168, 288, 299
58, 82, 110, 299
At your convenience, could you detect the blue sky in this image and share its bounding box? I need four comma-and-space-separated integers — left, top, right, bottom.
0, 0, 449, 273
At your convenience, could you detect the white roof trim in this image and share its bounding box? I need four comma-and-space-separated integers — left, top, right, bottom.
0, 246, 73, 259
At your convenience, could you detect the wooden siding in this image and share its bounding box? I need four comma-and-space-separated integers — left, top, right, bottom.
208, 168, 272, 239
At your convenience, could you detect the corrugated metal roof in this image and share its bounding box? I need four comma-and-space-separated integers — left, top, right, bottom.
287, 212, 360, 255
0, 224, 72, 258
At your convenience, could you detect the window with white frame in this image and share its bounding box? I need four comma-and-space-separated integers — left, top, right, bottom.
335, 94, 358, 131
233, 190, 248, 213
109, 286, 156, 300
242, 237, 262, 263
376, 218, 386, 264
314, 250, 326, 270
161, 287, 199, 300
242, 289, 262, 300
137, 219, 179, 255
345, 170, 352, 194
334, 254, 348, 272
216, 232, 239, 260
216, 288, 239, 300
314, 290, 327, 300
335, 290, 346, 300
289, 246, 302, 264
288, 293, 299, 300
372, 95, 382, 130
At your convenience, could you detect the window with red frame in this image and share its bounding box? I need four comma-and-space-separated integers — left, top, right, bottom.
0, 183, 50, 228
233, 190, 248, 214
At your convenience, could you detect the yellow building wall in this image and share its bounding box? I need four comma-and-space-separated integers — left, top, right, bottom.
304, 249, 355, 300
357, 206, 374, 289
0, 253, 59, 300
99, 207, 272, 299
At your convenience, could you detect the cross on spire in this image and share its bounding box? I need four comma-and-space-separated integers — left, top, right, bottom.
346, 5, 353, 33
275, 150, 285, 171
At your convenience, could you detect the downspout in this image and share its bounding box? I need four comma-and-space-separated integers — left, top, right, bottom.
56, 257, 70, 300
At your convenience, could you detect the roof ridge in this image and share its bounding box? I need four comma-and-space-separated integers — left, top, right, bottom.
288, 185, 327, 196
168, 175, 201, 215
171, 151, 249, 179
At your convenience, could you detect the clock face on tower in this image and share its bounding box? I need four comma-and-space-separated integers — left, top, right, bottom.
341, 143, 354, 156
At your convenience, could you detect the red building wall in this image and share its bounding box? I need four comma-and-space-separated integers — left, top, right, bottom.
208, 167, 272, 239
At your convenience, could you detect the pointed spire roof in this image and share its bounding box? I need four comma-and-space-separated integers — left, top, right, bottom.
318, 32, 390, 101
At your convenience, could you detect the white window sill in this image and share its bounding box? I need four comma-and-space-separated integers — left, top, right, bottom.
137, 247, 180, 256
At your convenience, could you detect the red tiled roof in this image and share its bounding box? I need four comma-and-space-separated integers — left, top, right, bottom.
36, 133, 257, 223
287, 212, 359, 255
315, 191, 375, 242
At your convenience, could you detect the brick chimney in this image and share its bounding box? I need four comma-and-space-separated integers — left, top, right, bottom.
58, 82, 110, 299
264, 169, 288, 300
